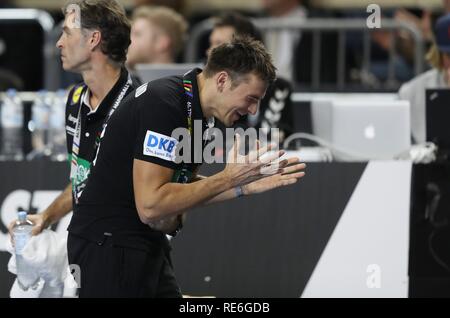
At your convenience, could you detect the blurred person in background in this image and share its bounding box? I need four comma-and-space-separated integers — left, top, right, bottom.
445, 0, 450, 12
369, 2, 450, 86
261, 0, 307, 82
126, 5, 188, 71
131, 0, 184, 13
394, 1, 450, 65
399, 14, 450, 144
208, 12, 293, 146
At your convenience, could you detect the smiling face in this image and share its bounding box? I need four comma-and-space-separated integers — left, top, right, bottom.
56, 12, 92, 72
202, 37, 276, 125
214, 72, 267, 126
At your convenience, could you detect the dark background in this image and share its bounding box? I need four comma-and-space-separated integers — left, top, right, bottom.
0, 161, 365, 297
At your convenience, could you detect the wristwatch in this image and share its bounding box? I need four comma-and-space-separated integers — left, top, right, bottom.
235, 186, 245, 198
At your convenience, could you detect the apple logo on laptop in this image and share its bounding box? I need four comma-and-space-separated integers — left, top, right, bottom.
364, 124, 376, 139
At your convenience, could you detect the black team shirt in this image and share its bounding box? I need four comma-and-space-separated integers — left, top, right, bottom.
68, 69, 208, 247
65, 68, 136, 188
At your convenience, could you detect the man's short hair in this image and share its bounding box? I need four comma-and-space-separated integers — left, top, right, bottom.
63, 0, 131, 65
204, 36, 276, 86
213, 12, 263, 42
132, 5, 188, 58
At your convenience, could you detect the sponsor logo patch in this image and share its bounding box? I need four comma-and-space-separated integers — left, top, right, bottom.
66, 125, 76, 136
68, 114, 77, 125
143, 130, 177, 162
71, 86, 83, 105
135, 83, 148, 98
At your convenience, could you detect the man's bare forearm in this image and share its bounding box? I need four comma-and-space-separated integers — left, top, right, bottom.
191, 174, 240, 205
151, 174, 234, 233
42, 183, 73, 225
139, 171, 231, 223
206, 187, 241, 204
150, 174, 238, 232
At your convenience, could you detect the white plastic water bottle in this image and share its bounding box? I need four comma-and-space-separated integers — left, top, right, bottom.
13, 210, 39, 291
0, 89, 24, 160
49, 89, 68, 161
28, 90, 51, 159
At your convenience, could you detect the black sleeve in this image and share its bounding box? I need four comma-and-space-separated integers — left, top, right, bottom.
275, 78, 293, 138
133, 84, 185, 171
259, 77, 293, 139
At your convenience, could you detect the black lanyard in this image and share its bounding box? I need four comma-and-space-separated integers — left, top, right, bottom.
70, 73, 133, 204
175, 74, 195, 184
177, 71, 215, 183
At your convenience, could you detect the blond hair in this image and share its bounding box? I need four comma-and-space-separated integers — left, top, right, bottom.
133, 5, 188, 58
426, 41, 443, 70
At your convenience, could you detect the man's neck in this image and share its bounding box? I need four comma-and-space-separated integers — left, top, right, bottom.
197, 73, 215, 119
81, 62, 122, 110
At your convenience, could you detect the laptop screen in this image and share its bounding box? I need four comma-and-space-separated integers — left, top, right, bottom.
312, 99, 410, 161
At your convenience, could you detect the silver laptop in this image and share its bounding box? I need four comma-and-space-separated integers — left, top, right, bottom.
310, 94, 399, 144
312, 99, 411, 160
311, 98, 334, 142
135, 63, 202, 83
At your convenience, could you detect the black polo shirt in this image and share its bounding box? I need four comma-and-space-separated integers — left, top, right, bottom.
65, 68, 136, 202
68, 68, 209, 246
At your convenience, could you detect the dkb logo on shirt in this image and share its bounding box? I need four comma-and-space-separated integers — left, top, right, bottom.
143, 130, 178, 162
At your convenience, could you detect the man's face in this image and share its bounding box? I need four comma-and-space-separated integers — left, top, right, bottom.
216, 72, 267, 127
207, 26, 235, 57
127, 18, 162, 67
56, 12, 92, 72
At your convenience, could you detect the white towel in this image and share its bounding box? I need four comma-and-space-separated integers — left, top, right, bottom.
6, 230, 77, 298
